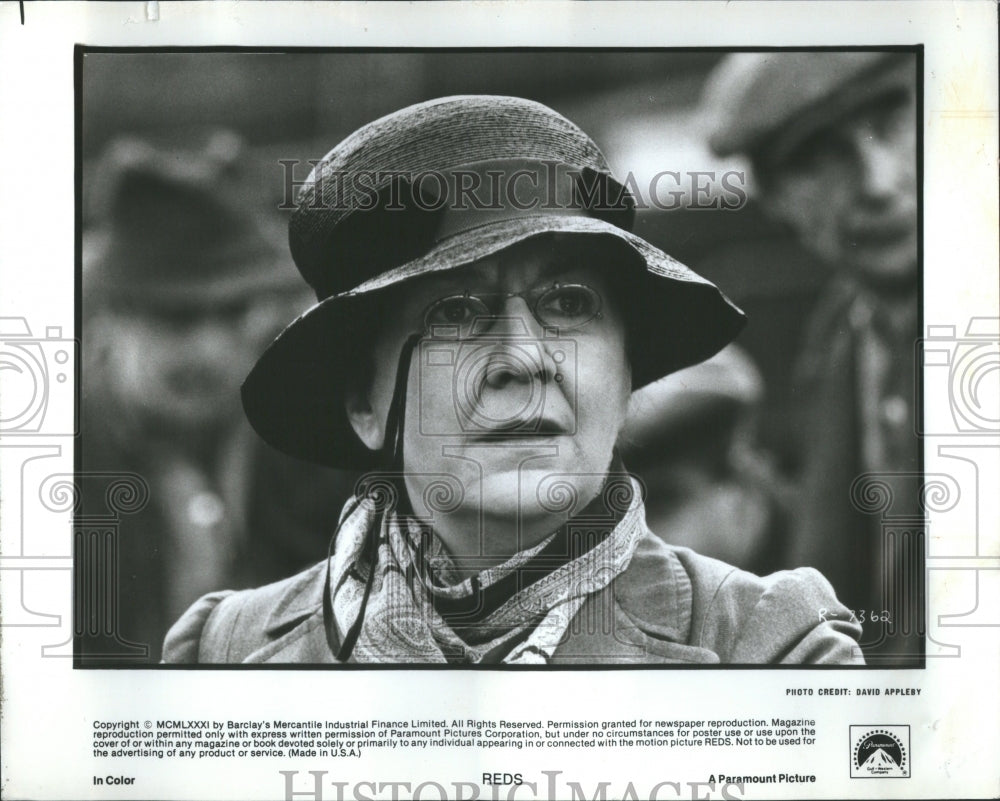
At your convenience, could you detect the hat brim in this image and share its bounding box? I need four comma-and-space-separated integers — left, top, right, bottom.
242, 215, 745, 468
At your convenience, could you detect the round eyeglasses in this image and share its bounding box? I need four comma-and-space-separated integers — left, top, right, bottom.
422, 283, 603, 338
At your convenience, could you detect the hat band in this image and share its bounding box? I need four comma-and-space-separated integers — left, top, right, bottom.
429, 158, 593, 243
307, 158, 634, 300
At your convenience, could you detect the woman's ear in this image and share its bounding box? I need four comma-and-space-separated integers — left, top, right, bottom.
344, 389, 385, 451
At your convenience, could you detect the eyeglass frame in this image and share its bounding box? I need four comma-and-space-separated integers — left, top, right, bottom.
420, 282, 604, 339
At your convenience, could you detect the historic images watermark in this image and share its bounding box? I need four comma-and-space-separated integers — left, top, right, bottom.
278, 769, 751, 801
0, 316, 77, 437
277, 160, 749, 214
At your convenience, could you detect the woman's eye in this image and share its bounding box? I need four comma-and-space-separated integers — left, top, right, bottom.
427, 297, 480, 326
539, 286, 599, 321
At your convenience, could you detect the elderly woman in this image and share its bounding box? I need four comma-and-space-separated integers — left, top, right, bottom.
162, 96, 862, 665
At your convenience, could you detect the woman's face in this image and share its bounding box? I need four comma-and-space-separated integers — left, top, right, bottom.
346, 235, 633, 556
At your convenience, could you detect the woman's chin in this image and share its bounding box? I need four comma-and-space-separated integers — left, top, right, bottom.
405, 462, 609, 541
478, 469, 605, 527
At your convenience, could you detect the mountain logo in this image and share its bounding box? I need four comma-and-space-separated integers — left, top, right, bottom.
850, 726, 910, 778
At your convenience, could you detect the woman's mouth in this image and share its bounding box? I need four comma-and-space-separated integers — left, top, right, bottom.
465, 417, 570, 442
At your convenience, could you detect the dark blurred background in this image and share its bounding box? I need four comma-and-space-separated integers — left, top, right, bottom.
79, 51, 832, 662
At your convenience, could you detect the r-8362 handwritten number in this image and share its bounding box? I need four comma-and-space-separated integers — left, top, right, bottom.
818, 608, 891, 624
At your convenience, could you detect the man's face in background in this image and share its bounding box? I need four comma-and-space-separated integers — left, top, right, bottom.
758, 83, 918, 291
92, 292, 295, 432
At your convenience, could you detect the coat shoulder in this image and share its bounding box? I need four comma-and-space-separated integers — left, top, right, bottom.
161, 561, 328, 663
621, 537, 863, 664
682, 547, 863, 664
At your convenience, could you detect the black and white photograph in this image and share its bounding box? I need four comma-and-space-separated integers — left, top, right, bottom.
1, 3, 997, 800
76, 48, 921, 667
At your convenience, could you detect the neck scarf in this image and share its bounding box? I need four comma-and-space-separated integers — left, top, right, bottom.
329, 476, 646, 664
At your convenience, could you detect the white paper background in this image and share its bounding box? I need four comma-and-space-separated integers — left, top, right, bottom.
0, 2, 997, 799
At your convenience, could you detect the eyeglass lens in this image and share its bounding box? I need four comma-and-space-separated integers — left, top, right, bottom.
423, 284, 602, 337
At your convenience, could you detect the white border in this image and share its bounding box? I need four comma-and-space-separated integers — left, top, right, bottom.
1, 3, 997, 800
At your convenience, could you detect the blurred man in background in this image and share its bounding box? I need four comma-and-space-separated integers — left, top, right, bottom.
619, 343, 791, 575
705, 52, 921, 663
80, 133, 354, 661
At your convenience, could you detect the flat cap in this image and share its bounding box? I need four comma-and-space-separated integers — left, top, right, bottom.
704, 52, 916, 162
86, 131, 297, 306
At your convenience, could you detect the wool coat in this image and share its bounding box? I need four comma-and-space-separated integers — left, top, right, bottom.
162, 529, 863, 665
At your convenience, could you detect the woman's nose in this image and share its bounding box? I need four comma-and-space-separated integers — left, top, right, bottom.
484, 295, 544, 337
481, 296, 558, 389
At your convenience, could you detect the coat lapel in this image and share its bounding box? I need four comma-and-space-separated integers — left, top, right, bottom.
247, 612, 336, 663
551, 534, 720, 664
240, 562, 340, 663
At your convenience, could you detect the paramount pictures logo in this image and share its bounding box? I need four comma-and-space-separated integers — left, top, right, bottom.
850, 726, 910, 778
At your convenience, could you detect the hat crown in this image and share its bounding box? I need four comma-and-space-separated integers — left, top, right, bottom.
289, 95, 623, 296
298, 95, 613, 205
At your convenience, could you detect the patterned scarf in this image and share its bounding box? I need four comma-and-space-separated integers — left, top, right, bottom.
329, 476, 646, 664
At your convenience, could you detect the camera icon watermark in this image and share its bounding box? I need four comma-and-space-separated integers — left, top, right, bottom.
0, 316, 78, 436
417, 318, 577, 438
917, 317, 999, 436
353, 470, 465, 518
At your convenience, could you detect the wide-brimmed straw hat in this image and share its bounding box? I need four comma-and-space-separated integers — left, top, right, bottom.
242, 95, 745, 468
